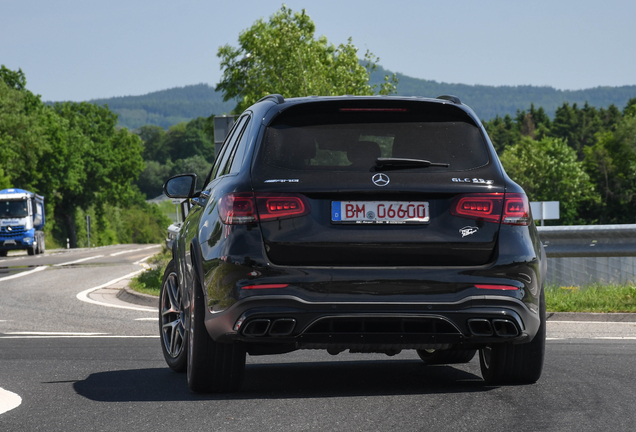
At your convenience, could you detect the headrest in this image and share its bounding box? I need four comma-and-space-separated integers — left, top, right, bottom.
347, 141, 381, 166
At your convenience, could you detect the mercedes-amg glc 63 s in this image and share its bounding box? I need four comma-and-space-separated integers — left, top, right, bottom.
160, 94, 546, 393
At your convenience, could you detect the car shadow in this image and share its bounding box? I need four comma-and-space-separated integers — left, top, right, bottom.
73, 359, 490, 402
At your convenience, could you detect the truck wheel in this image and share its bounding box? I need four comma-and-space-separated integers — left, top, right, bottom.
39, 235, 46, 254
27, 245, 36, 256
479, 289, 546, 384
187, 275, 245, 393
0, 250, 7, 257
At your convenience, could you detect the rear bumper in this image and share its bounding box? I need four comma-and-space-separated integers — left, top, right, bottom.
205, 293, 541, 350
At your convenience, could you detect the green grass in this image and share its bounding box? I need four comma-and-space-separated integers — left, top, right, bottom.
129, 248, 172, 296
546, 283, 636, 313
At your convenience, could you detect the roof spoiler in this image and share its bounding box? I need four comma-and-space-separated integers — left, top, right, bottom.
436, 95, 462, 104
257, 94, 285, 104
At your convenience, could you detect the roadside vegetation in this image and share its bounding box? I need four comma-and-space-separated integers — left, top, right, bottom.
129, 248, 172, 296
545, 283, 636, 313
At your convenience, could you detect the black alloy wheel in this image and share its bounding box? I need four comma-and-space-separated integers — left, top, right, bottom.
159, 260, 187, 372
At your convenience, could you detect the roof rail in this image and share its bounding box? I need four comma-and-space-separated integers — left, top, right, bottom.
257, 94, 285, 104
436, 95, 461, 104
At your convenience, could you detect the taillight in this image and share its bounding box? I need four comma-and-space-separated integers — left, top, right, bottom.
219, 193, 257, 224
475, 284, 519, 290
256, 194, 310, 221
242, 284, 289, 290
502, 193, 531, 226
219, 193, 310, 225
451, 192, 531, 226
451, 193, 503, 223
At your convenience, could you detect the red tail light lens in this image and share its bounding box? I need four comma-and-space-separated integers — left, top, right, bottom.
451, 193, 503, 223
502, 193, 531, 226
242, 284, 289, 290
475, 284, 519, 290
256, 194, 310, 221
219, 193, 257, 224
451, 192, 531, 226
219, 193, 310, 224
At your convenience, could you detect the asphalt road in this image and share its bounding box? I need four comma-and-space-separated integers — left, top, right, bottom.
1, 245, 636, 431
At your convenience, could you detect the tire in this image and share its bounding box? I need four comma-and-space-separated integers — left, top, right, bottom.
159, 260, 187, 372
27, 245, 36, 255
39, 235, 45, 254
187, 273, 246, 393
417, 348, 476, 365
0, 250, 7, 257
479, 289, 546, 385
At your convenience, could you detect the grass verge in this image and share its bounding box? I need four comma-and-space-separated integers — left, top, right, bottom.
129, 248, 171, 296
545, 283, 636, 313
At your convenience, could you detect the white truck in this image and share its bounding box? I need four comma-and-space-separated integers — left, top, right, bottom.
0, 188, 46, 256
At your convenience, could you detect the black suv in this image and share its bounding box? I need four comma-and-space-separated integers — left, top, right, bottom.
161, 94, 546, 392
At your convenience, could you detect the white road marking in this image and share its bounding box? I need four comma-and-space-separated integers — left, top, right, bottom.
5, 332, 108, 336
0, 387, 21, 416
594, 337, 636, 340
110, 245, 161, 256
548, 321, 636, 325
133, 254, 155, 265
53, 255, 104, 266
0, 266, 47, 282
0, 335, 158, 339
76, 270, 158, 312
135, 317, 158, 321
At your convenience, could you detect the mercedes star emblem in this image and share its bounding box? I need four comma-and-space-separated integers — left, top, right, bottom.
372, 173, 390, 187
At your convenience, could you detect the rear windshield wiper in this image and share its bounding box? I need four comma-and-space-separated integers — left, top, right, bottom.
375, 157, 450, 169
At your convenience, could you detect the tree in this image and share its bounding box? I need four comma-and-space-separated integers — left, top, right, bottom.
216, 5, 397, 112
500, 137, 598, 225
583, 113, 636, 223
47, 102, 145, 247
0, 79, 49, 189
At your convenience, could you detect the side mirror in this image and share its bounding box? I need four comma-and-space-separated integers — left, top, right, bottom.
163, 174, 197, 198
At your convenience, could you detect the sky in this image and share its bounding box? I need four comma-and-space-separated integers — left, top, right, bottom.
1, 0, 634, 102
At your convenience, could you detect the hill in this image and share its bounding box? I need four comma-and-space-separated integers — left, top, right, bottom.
89, 84, 235, 129
370, 65, 636, 120
81, 68, 636, 129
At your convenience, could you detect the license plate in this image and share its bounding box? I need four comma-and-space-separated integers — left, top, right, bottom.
3, 240, 16, 245
332, 201, 429, 224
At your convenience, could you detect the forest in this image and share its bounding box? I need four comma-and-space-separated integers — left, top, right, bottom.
0, 66, 170, 248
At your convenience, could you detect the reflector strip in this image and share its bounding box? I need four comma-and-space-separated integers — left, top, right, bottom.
242, 284, 289, 290
475, 284, 519, 290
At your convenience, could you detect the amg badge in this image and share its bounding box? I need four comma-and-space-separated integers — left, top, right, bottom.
460, 226, 479, 237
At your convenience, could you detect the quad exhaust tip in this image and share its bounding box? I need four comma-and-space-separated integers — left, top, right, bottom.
467, 318, 519, 338
242, 318, 296, 337
467, 319, 493, 337
492, 319, 520, 337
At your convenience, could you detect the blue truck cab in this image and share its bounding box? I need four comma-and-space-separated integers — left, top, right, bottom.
0, 188, 46, 256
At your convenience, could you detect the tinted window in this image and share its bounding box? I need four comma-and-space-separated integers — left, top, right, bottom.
212, 115, 248, 180
223, 116, 251, 176
259, 104, 489, 173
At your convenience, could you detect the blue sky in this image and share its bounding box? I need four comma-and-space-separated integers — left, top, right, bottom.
1, 0, 633, 101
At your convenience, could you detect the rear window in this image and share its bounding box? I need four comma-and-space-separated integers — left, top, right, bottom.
258, 103, 490, 173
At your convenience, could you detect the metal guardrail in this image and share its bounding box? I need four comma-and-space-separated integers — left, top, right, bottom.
537, 224, 636, 258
